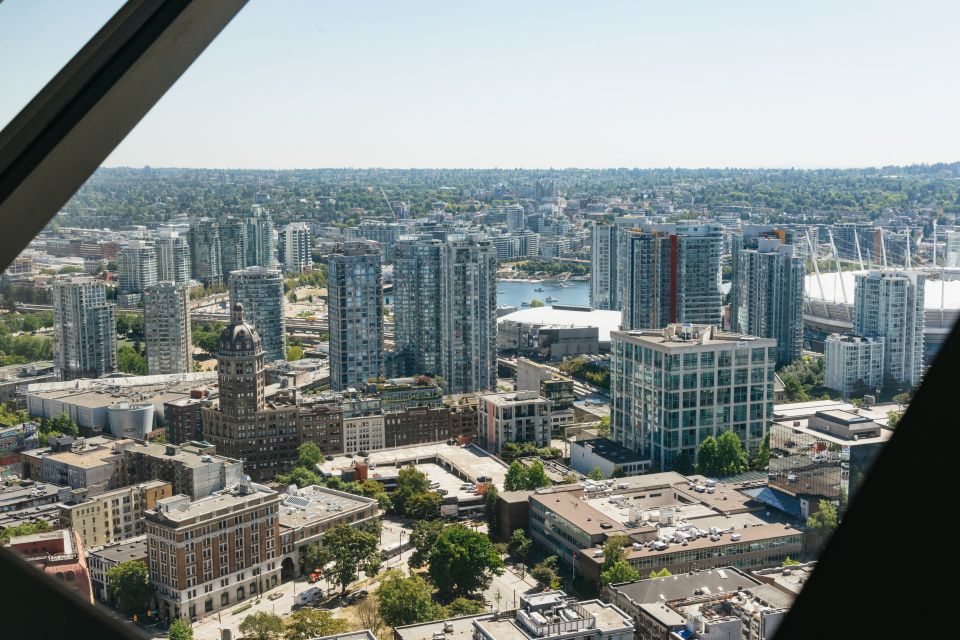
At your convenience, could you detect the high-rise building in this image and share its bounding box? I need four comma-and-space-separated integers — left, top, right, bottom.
155, 231, 191, 284
228, 267, 286, 363
944, 229, 960, 268
440, 235, 497, 394
189, 218, 222, 287
327, 241, 384, 390
52, 278, 118, 380
144, 281, 193, 375
117, 241, 158, 294
852, 270, 925, 387
730, 226, 804, 367
219, 217, 249, 277
824, 334, 885, 396
282, 222, 312, 273
353, 221, 402, 263
534, 177, 557, 202
393, 235, 443, 377
621, 223, 723, 330
246, 206, 276, 268
590, 221, 619, 310
201, 303, 300, 479
610, 324, 776, 470
478, 390, 551, 453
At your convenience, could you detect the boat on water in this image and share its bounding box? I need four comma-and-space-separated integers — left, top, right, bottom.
533, 287, 544, 292
545, 296, 558, 303
521, 301, 531, 307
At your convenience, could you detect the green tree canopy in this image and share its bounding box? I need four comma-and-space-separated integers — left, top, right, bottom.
168, 618, 193, 640
696, 432, 749, 477
376, 570, 443, 627
238, 611, 285, 640
295, 442, 323, 469
509, 529, 532, 561
648, 568, 672, 578
482, 483, 499, 532
316, 524, 383, 594
601, 560, 639, 586
391, 465, 430, 514
503, 460, 553, 491
427, 524, 505, 596
409, 519, 445, 569
530, 556, 561, 591
406, 491, 442, 520
106, 560, 155, 613
807, 500, 839, 541
284, 609, 349, 640
444, 597, 487, 617
602, 534, 628, 566
587, 467, 605, 481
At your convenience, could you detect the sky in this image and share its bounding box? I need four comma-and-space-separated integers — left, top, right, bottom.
1, 0, 958, 170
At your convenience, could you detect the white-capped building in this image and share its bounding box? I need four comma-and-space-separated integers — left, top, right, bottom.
823, 334, 884, 396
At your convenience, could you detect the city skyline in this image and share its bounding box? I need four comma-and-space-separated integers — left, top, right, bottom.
1, 0, 958, 170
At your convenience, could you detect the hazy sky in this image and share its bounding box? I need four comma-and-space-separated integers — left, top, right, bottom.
2, 0, 958, 169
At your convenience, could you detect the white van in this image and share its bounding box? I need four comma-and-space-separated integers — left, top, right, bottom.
295, 587, 322, 606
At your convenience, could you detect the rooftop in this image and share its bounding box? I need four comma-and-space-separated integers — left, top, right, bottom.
147, 484, 280, 526
573, 438, 650, 465
394, 613, 492, 640
752, 561, 817, 596
772, 417, 893, 447
612, 325, 775, 349
278, 485, 375, 531
474, 592, 632, 640
498, 307, 621, 343
480, 390, 549, 406
88, 535, 148, 563
609, 567, 760, 603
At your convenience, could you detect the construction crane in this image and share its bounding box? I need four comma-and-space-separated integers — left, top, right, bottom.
379, 187, 397, 221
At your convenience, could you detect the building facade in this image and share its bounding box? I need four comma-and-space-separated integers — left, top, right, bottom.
852, 270, 924, 387
52, 278, 118, 380
327, 241, 384, 391
145, 485, 282, 621
228, 266, 287, 363
219, 217, 249, 278
155, 231, 192, 284
440, 235, 498, 394
246, 206, 276, 268
144, 281, 193, 375
590, 221, 620, 310
59, 480, 172, 548
730, 227, 804, 367
393, 236, 444, 377
478, 390, 551, 453
823, 334, 884, 396
622, 224, 723, 331
610, 324, 776, 470
282, 222, 312, 273
189, 218, 223, 287
117, 241, 158, 295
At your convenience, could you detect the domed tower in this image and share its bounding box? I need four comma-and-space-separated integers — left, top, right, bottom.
216, 303, 265, 418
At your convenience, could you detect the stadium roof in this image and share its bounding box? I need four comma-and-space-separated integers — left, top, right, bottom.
497, 307, 621, 342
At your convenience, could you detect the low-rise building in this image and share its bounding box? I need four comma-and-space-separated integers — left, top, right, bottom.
22, 436, 128, 495
527, 474, 803, 589
164, 395, 212, 445
0, 421, 40, 478
277, 485, 379, 575
86, 535, 149, 603
767, 409, 891, 517
474, 591, 633, 640
478, 391, 551, 454
570, 438, 652, 478
115, 441, 244, 500
59, 480, 172, 548
5, 528, 93, 603
145, 482, 283, 622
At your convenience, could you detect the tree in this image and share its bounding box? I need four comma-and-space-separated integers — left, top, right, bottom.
806, 500, 839, 542
150, 432, 167, 444
428, 524, 504, 596
529, 299, 545, 307
318, 524, 383, 594
168, 619, 193, 640
287, 345, 304, 361
406, 491, 442, 520
239, 611, 285, 640
376, 570, 443, 627
391, 465, 430, 514
602, 534, 628, 566
1, 520, 51, 543
45, 412, 79, 437
530, 556, 561, 590
561, 473, 579, 484
503, 461, 526, 491
697, 432, 749, 477
276, 466, 322, 489
601, 560, 639, 585
671, 450, 695, 475
295, 442, 322, 469
118, 344, 147, 375
106, 560, 155, 613
504, 460, 552, 491
782, 557, 801, 567
284, 609, 348, 640
355, 594, 385, 637
445, 597, 486, 617
648, 568, 672, 578
597, 415, 611, 438
525, 460, 551, 488
887, 410, 903, 428
509, 529, 532, 561
587, 467, 605, 481
751, 432, 771, 470
482, 483, 499, 532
